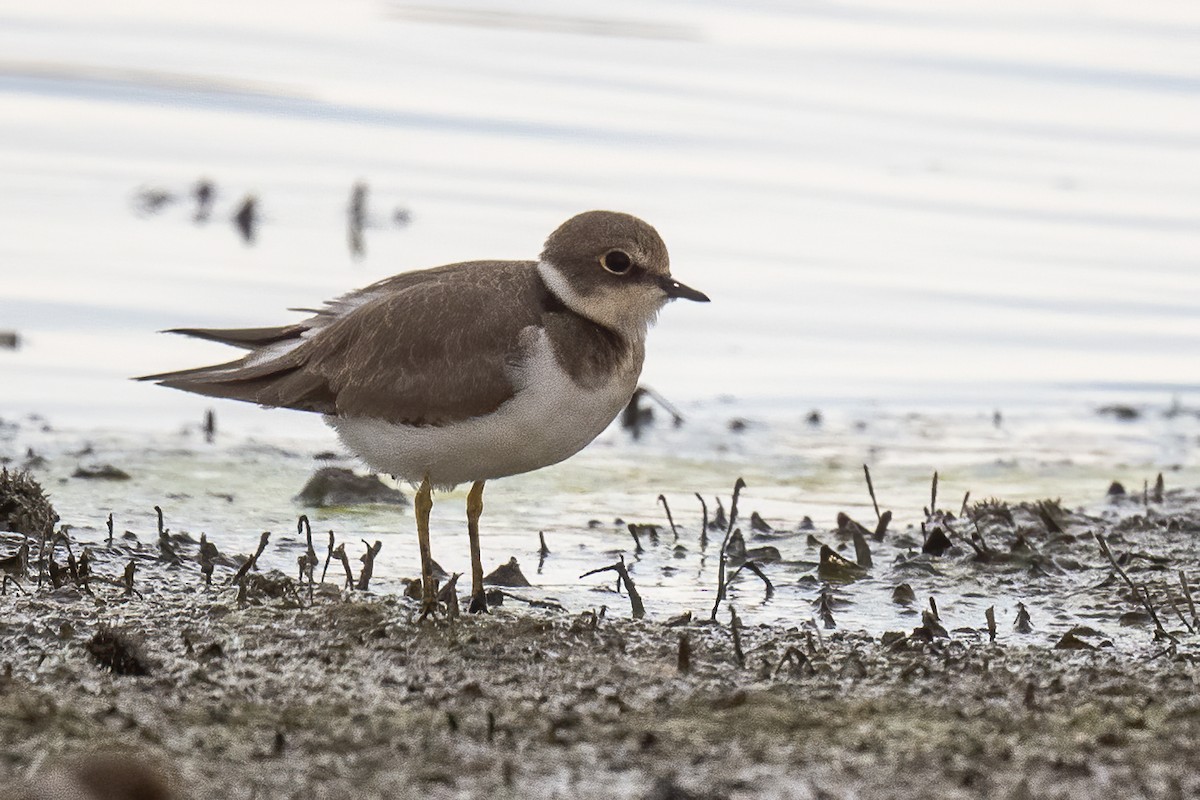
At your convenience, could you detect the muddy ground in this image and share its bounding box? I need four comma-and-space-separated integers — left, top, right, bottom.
2, 477, 1200, 799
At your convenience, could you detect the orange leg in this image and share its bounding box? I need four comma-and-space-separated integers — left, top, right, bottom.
414, 475, 436, 618
466, 480, 488, 613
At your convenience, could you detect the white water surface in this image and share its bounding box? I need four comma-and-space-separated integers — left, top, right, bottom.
2, 0, 1199, 431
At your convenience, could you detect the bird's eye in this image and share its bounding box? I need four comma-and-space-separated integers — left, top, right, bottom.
600, 249, 632, 275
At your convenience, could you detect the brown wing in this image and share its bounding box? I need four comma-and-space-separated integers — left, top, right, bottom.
157, 324, 311, 350
139, 261, 551, 425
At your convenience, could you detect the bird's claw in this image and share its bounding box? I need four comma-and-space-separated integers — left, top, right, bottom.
468, 591, 488, 614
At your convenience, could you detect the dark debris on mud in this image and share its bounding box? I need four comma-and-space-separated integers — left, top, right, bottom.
3, 586, 1200, 800
3, 468, 1200, 798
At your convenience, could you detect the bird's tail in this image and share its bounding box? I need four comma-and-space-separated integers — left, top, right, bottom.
135, 325, 336, 413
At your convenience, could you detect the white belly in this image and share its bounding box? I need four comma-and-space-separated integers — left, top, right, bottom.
327, 331, 639, 488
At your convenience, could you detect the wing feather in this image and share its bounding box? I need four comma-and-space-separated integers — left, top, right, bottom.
138, 261, 549, 425
162, 324, 308, 350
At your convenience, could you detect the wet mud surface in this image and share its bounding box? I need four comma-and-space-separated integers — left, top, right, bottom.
2, 591, 1199, 799
3, 476, 1200, 798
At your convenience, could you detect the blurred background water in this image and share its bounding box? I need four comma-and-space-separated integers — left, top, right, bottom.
2, 0, 1198, 430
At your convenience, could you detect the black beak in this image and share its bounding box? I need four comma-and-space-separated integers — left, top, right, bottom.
657, 275, 710, 303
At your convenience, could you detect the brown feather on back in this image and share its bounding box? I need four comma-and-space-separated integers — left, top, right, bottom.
140, 261, 561, 426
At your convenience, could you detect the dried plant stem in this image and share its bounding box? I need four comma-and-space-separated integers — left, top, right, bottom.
710, 478, 746, 622
581, 555, 645, 619
862, 464, 881, 522
658, 494, 679, 541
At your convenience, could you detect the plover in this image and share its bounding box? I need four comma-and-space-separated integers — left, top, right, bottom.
140, 210, 709, 614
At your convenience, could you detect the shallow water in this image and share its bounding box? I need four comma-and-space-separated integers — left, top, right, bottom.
4, 396, 1198, 650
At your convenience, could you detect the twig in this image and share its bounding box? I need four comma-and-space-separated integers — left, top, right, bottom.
1147, 644, 1177, 661
299, 516, 317, 604
123, 560, 141, 598
1100, 534, 1178, 640
1180, 571, 1197, 627
1037, 502, 1063, 534
37, 528, 47, 588
929, 471, 939, 517
725, 560, 774, 602
1096, 534, 1138, 595
320, 530, 335, 584
199, 533, 216, 586
873, 510, 891, 541
438, 573, 461, 618
727, 478, 745, 538
580, 555, 645, 619
639, 385, 685, 426
709, 478, 747, 622
357, 540, 382, 591
627, 524, 644, 555
712, 497, 726, 531
967, 516, 993, 557
1141, 586, 1178, 642
48, 557, 66, 589
1166, 594, 1194, 634
729, 606, 745, 668
694, 493, 708, 550
55, 528, 74, 563
155, 506, 179, 564
493, 590, 565, 612
961, 530, 988, 560
538, 531, 550, 573
77, 549, 91, 591
333, 544, 353, 589
300, 516, 316, 571
658, 495, 679, 542
816, 588, 836, 629
106, 513, 114, 546
774, 646, 813, 677
862, 464, 880, 522
232, 531, 271, 586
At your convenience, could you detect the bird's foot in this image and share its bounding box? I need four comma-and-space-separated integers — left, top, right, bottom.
468, 590, 488, 614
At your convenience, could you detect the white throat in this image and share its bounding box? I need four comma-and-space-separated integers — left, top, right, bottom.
537, 260, 659, 341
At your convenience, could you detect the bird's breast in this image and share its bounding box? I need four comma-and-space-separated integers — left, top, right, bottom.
329, 327, 641, 487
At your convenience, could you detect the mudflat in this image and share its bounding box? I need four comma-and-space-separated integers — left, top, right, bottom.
2, 482, 1199, 799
